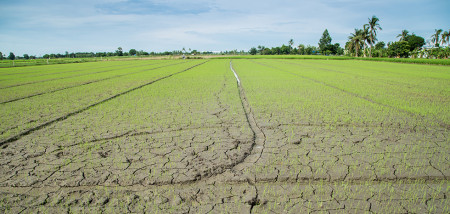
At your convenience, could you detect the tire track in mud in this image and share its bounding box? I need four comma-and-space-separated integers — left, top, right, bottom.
0, 61, 188, 104
229, 61, 266, 170
0, 61, 207, 147
251, 60, 449, 130
0, 61, 171, 90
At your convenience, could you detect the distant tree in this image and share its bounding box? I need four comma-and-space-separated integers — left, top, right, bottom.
372, 41, 387, 57
347, 29, 364, 57
123, 52, 129, 56
375, 41, 385, 50
8, 52, 15, 60
387, 41, 410, 58
431, 29, 443, 47
404, 34, 425, 51
257, 45, 265, 54
397, 30, 409, 41
297, 44, 305, 55
0, 52, 3, 60
288, 39, 294, 53
441, 30, 449, 47
271, 46, 281, 55
261, 48, 272, 55
129, 49, 137, 56
361, 26, 370, 57
280, 45, 290, 54
23, 54, 29, 60
116, 47, 123, 56
364, 15, 382, 57
318, 29, 332, 54
333, 43, 344, 55
43, 54, 49, 59
249, 47, 257, 55
304, 45, 317, 55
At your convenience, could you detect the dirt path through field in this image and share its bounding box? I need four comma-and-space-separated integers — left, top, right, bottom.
229, 61, 266, 171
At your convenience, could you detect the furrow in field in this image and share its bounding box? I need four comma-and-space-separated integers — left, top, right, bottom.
229, 60, 266, 170
0, 60, 146, 77
0, 61, 188, 104
280, 60, 448, 93
0, 61, 164, 89
0, 62, 134, 79
273, 59, 450, 125
0, 61, 207, 147
252, 60, 407, 110
0, 61, 139, 84
251, 60, 449, 129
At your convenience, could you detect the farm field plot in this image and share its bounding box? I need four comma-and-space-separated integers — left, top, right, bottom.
0, 59, 448, 213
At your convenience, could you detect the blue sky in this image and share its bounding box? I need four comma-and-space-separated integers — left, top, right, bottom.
1, 0, 449, 56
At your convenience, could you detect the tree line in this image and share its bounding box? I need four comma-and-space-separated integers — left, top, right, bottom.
345, 16, 449, 59
2, 17, 449, 60
249, 15, 449, 59
0, 47, 225, 61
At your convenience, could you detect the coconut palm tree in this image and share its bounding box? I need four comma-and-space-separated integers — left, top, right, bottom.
361, 26, 370, 57
441, 30, 449, 47
431, 29, 443, 47
288, 39, 294, 53
364, 15, 382, 57
348, 29, 364, 57
396, 30, 409, 41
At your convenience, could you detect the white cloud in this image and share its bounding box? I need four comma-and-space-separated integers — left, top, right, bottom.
0, 0, 449, 55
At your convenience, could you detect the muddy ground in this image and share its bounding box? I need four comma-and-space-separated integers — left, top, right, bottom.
0, 60, 448, 213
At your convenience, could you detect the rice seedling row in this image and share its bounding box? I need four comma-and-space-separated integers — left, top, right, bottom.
0, 60, 203, 143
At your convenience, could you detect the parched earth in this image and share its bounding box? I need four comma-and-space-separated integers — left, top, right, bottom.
0, 59, 448, 213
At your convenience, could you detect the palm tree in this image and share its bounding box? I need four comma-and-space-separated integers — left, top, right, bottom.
288, 39, 294, 53
348, 29, 364, 57
431, 29, 443, 47
361, 26, 370, 57
364, 15, 382, 57
396, 30, 409, 41
441, 30, 449, 47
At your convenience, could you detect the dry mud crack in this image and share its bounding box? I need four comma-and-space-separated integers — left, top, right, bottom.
0, 59, 448, 213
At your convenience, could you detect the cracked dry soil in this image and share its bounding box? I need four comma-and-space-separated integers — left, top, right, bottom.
0, 60, 448, 213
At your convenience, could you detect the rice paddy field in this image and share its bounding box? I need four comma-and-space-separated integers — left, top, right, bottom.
0, 58, 449, 213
